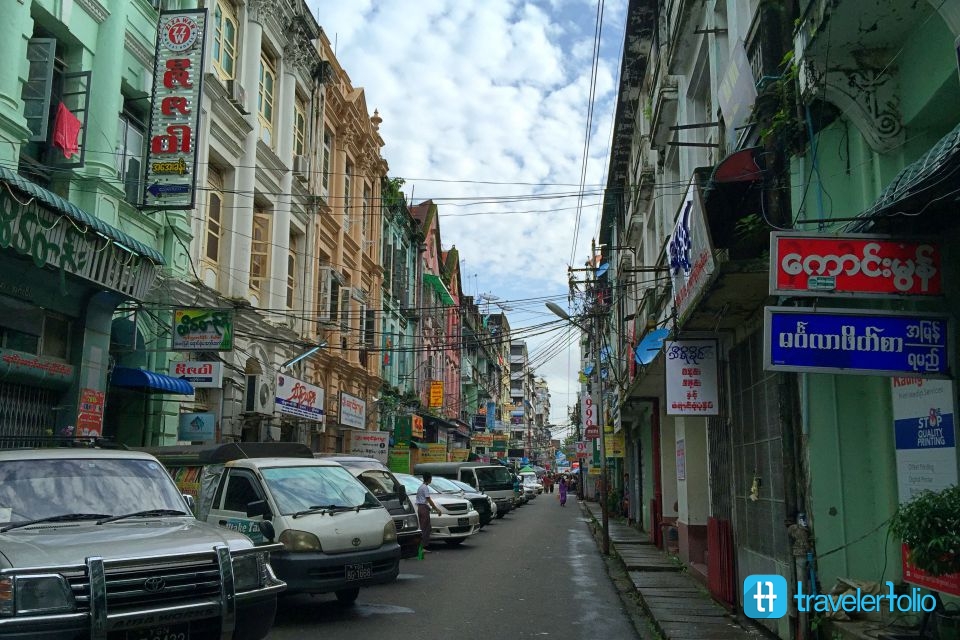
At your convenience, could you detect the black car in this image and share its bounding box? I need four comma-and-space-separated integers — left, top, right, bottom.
431, 475, 494, 527
316, 455, 422, 558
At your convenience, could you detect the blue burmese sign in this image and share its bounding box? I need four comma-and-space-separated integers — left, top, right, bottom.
764, 307, 950, 377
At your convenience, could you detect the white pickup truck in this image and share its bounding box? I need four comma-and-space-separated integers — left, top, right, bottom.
0, 446, 285, 640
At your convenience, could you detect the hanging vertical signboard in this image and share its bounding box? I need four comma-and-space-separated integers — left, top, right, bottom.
143, 9, 207, 209
892, 376, 960, 596
667, 177, 717, 325
665, 340, 720, 415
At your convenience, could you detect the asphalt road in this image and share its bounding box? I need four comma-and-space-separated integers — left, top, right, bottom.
267, 492, 639, 640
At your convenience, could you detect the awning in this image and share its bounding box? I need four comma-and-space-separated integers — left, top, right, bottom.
0, 166, 165, 264
851, 120, 960, 230
423, 273, 456, 306
409, 440, 428, 450
111, 366, 195, 395
711, 147, 763, 183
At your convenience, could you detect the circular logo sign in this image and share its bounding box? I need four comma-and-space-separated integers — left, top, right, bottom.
161, 16, 200, 52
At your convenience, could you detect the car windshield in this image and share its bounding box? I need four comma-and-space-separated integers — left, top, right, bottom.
429, 476, 462, 493
261, 465, 380, 515
396, 474, 439, 495
356, 470, 401, 500
0, 458, 188, 526
451, 480, 476, 493
476, 466, 513, 484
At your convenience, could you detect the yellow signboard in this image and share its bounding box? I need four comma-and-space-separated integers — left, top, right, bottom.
421, 443, 448, 463
412, 414, 424, 438
472, 433, 494, 447
450, 448, 469, 461
429, 380, 444, 408
604, 433, 625, 458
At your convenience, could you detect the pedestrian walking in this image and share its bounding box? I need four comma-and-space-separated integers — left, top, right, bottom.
558, 476, 568, 506
416, 472, 441, 555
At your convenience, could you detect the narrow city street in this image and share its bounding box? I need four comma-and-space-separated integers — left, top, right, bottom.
268, 495, 639, 640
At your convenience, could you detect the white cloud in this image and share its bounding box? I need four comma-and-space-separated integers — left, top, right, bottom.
308, 0, 627, 424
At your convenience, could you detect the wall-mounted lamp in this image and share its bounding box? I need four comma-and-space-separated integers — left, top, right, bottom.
280, 342, 328, 370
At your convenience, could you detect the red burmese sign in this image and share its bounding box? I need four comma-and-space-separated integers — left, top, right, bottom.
771, 233, 941, 297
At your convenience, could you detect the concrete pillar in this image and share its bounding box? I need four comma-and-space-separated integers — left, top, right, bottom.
268, 61, 296, 313
0, 0, 33, 165
228, 8, 263, 298
676, 416, 709, 568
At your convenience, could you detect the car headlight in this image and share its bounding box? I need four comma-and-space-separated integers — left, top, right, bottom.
383, 520, 397, 543
406, 514, 420, 530
232, 553, 266, 591
278, 529, 322, 552
0, 575, 76, 616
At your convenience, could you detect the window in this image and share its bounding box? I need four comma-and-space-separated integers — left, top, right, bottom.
211, 0, 238, 80
115, 109, 145, 204
364, 309, 375, 349
361, 183, 370, 237
343, 160, 353, 233
257, 52, 276, 145
339, 287, 352, 333
205, 169, 224, 263
222, 472, 262, 513
321, 129, 332, 194
20, 36, 91, 172
249, 212, 271, 292
294, 99, 306, 157
317, 265, 346, 323
287, 235, 297, 308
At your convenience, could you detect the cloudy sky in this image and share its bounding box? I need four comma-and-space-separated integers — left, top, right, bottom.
307, 0, 628, 431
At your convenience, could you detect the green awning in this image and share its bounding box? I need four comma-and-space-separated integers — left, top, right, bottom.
0, 166, 165, 264
423, 273, 455, 306
851, 120, 960, 230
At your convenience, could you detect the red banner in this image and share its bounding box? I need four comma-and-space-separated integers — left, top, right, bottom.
771, 233, 941, 296
902, 545, 960, 597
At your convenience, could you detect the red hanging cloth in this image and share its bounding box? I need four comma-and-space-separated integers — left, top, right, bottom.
52, 102, 81, 159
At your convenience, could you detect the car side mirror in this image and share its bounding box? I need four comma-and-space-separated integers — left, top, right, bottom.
182, 494, 196, 513
246, 499, 272, 520
258, 520, 276, 543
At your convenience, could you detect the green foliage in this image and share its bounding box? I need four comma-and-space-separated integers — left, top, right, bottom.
734, 213, 765, 240
381, 176, 407, 209
890, 485, 960, 577
758, 50, 805, 153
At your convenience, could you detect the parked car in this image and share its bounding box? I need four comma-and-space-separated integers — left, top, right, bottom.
144, 443, 400, 605
413, 462, 515, 518
317, 455, 421, 558
395, 473, 481, 546
520, 472, 544, 494
0, 444, 285, 640
430, 474, 494, 527
450, 478, 497, 521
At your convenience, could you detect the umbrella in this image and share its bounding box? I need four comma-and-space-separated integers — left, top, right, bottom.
518, 465, 536, 474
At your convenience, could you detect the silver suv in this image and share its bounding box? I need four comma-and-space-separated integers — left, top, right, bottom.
0, 446, 285, 639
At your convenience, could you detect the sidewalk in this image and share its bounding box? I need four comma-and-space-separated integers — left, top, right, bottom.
580, 499, 768, 640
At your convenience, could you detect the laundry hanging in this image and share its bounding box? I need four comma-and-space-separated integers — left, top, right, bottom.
52, 102, 82, 159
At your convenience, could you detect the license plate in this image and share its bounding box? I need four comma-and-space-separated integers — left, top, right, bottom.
457, 517, 470, 526
126, 624, 189, 640
345, 562, 373, 581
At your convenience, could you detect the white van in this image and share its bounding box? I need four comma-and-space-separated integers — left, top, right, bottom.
145, 443, 400, 605
414, 462, 516, 517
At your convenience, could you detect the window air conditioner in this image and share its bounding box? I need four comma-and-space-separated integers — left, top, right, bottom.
243, 374, 275, 416
293, 155, 310, 181
226, 79, 249, 114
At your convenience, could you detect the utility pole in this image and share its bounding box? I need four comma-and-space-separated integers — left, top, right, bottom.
594, 308, 610, 556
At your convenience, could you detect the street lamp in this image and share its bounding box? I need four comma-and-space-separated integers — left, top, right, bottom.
546, 302, 610, 556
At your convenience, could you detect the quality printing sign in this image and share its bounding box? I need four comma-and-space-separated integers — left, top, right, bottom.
764, 307, 951, 377
667, 178, 716, 324
143, 9, 207, 209
891, 376, 960, 596
770, 233, 941, 297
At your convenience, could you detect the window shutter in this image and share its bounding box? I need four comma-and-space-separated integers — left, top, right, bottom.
364, 309, 375, 348
317, 266, 331, 322
22, 38, 56, 142
339, 287, 352, 332
393, 247, 405, 306
49, 71, 92, 168
381, 237, 393, 296
329, 278, 340, 323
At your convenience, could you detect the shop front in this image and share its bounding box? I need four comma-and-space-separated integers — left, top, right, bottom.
0, 168, 164, 444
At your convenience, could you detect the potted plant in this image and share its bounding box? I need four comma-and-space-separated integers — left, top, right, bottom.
889, 485, 960, 639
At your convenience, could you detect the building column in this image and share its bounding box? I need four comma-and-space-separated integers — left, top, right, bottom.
268, 58, 296, 314
228, 4, 265, 298
675, 416, 709, 569
0, 0, 33, 165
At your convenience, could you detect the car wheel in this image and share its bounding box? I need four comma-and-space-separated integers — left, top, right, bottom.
335, 588, 360, 605
496, 512, 505, 519
445, 538, 465, 546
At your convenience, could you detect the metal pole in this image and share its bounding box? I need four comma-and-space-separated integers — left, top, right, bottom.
595, 311, 609, 556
